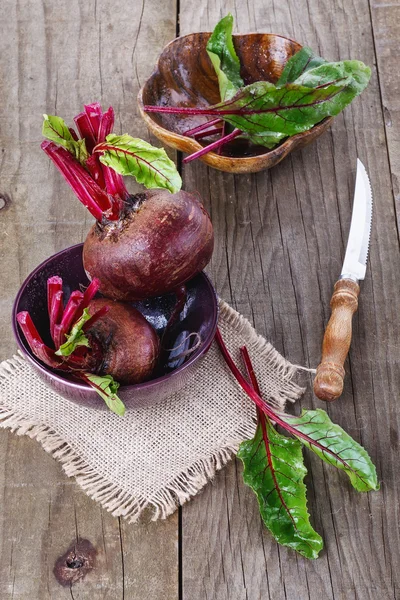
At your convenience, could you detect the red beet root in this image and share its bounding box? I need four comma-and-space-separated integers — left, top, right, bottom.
85, 298, 160, 384
83, 189, 214, 301
42, 104, 214, 302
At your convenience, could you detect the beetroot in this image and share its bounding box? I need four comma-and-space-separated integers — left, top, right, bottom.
41, 104, 214, 301
17, 277, 161, 414
83, 189, 214, 300
85, 298, 160, 384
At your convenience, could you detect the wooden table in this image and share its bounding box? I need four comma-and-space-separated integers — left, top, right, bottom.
1, 1, 399, 598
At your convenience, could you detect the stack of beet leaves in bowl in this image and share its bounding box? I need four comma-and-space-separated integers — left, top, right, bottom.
14, 103, 215, 415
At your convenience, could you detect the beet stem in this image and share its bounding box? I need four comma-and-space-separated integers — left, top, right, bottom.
74, 112, 97, 153
16, 312, 60, 368
183, 118, 223, 137
47, 276, 63, 316
183, 129, 241, 163
194, 127, 223, 140
50, 291, 64, 343
82, 306, 110, 332
58, 291, 85, 345
41, 141, 110, 221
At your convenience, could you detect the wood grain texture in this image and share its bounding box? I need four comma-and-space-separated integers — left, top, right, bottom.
1, 0, 400, 599
0, 0, 178, 598
179, 1, 400, 599
314, 278, 360, 402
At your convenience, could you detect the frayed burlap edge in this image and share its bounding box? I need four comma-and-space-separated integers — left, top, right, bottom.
0, 300, 305, 523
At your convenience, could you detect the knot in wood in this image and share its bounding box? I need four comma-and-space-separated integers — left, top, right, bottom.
53, 538, 97, 587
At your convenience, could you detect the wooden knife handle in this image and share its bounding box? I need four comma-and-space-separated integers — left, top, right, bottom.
314, 278, 360, 402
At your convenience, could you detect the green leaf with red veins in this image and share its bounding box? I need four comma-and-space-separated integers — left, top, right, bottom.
280, 409, 379, 492
84, 373, 126, 417
95, 134, 182, 194
276, 46, 327, 87
42, 115, 88, 164
213, 61, 370, 137
237, 414, 323, 559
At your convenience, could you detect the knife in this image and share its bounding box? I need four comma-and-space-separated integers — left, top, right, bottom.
313, 159, 373, 402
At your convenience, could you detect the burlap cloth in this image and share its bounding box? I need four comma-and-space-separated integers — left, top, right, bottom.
0, 300, 304, 522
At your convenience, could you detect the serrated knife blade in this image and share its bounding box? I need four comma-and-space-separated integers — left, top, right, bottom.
340, 158, 373, 282
314, 159, 373, 402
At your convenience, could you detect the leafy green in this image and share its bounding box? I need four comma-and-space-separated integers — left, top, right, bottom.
42, 114, 88, 164
281, 409, 379, 492
206, 13, 244, 101
95, 134, 182, 194
241, 130, 287, 149
276, 46, 326, 87
55, 308, 92, 357
238, 414, 323, 559
214, 60, 370, 138
84, 373, 126, 416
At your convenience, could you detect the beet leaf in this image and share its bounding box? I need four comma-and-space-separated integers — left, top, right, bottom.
55, 308, 92, 357
82, 373, 125, 416
276, 46, 327, 87
43, 115, 88, 164
204, 62, 370, 137
94, 134, 182, 194
238, 415, 323, 559
206, 13, 244, 101
215, 329, 379, 558
281, 410, 379, 492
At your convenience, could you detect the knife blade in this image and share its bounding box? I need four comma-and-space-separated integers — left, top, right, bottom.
313, 159, 373, 402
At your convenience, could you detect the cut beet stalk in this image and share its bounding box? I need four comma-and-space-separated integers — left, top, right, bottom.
84, 103, 102, 138
16, 312, 61, 368
98, 106, 114, 142
183, 129, 241, 163
50, 290, 64, 342
41, 141, 112, 220
74, 112, 97, 153
82, 305, 110, 332
183, 118, 223, 137
47, 276, 63, 316
81, 278, 101, 309
86, 155, 106, 190
59, 291, 85, 341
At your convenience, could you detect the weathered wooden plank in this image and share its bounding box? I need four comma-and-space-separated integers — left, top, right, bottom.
179, 1, 400, 598
368, 0, 400, 223
0, 1, 178, 598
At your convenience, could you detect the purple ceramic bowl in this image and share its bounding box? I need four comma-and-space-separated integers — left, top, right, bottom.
12, 244, 218, 410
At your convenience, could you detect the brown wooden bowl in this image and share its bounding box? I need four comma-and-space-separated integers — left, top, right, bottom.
138, 32, 333, 173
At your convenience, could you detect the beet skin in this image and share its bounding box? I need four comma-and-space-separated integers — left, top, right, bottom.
83, 189, 214, 301
86, 298, 160, 384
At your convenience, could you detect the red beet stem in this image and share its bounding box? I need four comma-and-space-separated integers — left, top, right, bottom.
50, 290, 64, 343
59, 291, 85, 344
69, 127, 79, 141
240, 346, 262, 396
194, 127, 223, 140
84, 103, 102, 138
81, 278, 101, 308
98, 106, 114, 142
82, 305, 110, 331
74, 112, 97, 153
215, 328, 278, 420
41, 141, 113, 221
183, 118, 223, 137
183, 129, 241, 163
86, 155, 106, 190
47, 276, 63, 316
17, 312, 60, 367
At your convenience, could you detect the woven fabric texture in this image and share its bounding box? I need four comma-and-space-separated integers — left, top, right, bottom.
0, 300, 303, 522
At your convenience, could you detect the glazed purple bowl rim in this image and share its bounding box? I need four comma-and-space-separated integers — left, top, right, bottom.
12, 243, 219, 395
